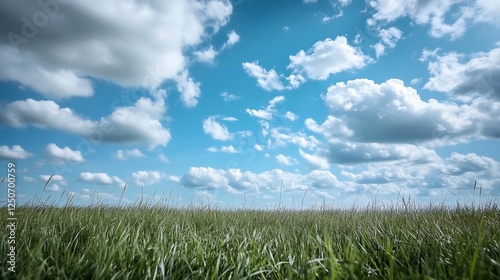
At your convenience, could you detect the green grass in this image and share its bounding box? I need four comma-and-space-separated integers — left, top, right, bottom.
1, 201, 500, 279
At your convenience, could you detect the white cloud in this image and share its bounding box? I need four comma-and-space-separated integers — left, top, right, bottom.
420, 48, 441, 62
270, 128, 320, 150
193, 45, 217, 64
299, 149, 330, 170
424, 47, 500, 101
40, 174, 65, 183
340, 151, 500, 198
305, 115, 353, 140
288, 36, 371, 80
254, 144, 264, 151
114, 148, 145, 160
221, 30, 240, 49
39, 174, 67, 192
286, 74, 306, 88
219, 145, 238, 153
46, 184, 63, 192
181, 167, 231, 190
237, 130, 253, 137
320, 78, 484, 143
207, 145, 238, 153
410, 78, 420, 85
339, 0, 352, 6
203, 116, 232, 140
168, 175, 181, 183
220, 91, 240, 102
132, 171, 165, 186
159, 153, 169, 163
0, 0, 233, 101
242, 61, 285, 91
245, 108, 272, 120
95, 94, 171, 148
180, 167, 346, 192
373, 43, 385, 58
475, 0, 500, 26
368, 0, 476, 40
374, 27, 403, 57
0, 145, 32, 160
46, 143, 84, 162
306, 170, 341, 189
0, 99, 95, 134
327, 142, 438, 165
378, 27, 403, 48
40, 174, 66, 191
246, 96, 285, 120
78, 172, 123, 186
303, 0, 317, 3
305, 78, 500, 164
275, 154, 297, 166
284, 111, 298, 122
221, 117, 238, 122
0, 95, 171, 148
175, 70, 201, 107
0, 47, 92, 99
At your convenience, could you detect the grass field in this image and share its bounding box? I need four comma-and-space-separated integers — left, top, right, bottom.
1, 199, 500, 279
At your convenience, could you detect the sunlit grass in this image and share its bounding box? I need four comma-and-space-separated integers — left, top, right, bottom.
1, 195, 500, 279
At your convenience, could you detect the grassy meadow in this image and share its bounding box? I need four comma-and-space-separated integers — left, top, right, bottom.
1, 197, 500, 279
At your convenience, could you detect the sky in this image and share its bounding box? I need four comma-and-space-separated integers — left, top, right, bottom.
1, 0, 499, 209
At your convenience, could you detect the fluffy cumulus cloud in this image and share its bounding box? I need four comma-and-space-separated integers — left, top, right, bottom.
0, 94, 171, 148
203, 116, 233, 140
0, 145, 32, 160
367, 0, 499, 40
304, 78, 500, 166
114, 148, 145, 160
288, 36, 371, 80
180, 167, 346, 193
78, 172, 123, 186
319, 78, 487, 143
175, 70, 202, 107
181, 167, 231, 190
94, 100, 171, 147
132, 170, 165, 186
0, 0, 233, 101
46, 143, 84, 162
0, 99, 96, 134
242, 62, 285, 91
424, 47, 500, 101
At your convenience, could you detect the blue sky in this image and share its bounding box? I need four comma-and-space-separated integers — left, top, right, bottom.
1, 0, 499, 209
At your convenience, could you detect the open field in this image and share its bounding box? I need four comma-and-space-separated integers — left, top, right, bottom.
1, 202, 500, 279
